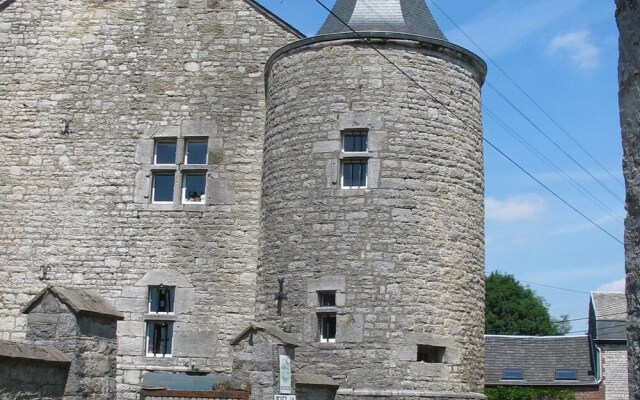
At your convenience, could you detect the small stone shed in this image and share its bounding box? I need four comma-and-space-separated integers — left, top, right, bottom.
0, 339, 70, 399
21, 286, 124, 399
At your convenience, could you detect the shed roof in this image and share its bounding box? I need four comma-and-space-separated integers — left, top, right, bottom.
22, 286, 124, 320
317, 0, 445, 40
230, 321, 300, 347
485, 335, 597, 386
0, 339, 70, 364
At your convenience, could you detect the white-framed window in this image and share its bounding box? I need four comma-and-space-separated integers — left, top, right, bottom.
149, 137, 209, 205
318, 313, 336, 343
146, 321, 174, 357
181, 172, 206, 204
148, 286, 175, 314
341, 130, 369, 189
184, 138, 208, 165
152, 172, 175, 204
154, 139, 177, 165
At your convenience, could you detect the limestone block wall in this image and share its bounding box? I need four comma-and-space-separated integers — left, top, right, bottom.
617, 0, 640, 398
600, 344, 629, 400
0, 0, 298, 398
259, 38, 485, 396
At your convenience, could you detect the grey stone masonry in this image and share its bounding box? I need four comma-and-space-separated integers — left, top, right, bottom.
617, 0, 640, 399
0, 0, 299, 398
600, 344, 629, 400
259, 35, 486, 398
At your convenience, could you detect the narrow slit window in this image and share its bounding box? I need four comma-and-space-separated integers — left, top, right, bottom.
341, 159, 368, 189
319, 314, 336, 343
154, 140, 177, 165
417, 345, 445, 363
184, 139, 208, 165
146, 321, 173, 357
182, 172, 206, 203
152, 173, 175, 203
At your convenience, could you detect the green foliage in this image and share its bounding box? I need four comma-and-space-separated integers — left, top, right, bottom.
486, 386, 575, 400
485, 272, 570, 336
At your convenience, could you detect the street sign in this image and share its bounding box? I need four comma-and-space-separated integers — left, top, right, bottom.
275, 396, 296, 400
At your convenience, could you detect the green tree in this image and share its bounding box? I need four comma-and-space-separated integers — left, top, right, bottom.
485, 271, 570, 336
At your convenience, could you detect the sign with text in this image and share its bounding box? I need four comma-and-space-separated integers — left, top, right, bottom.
279, 355, 292, 394
275, 395, 296, 400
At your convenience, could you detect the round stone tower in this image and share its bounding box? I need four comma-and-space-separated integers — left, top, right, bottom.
257, 1, 487, 398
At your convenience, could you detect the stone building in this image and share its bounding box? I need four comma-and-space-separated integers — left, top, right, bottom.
0, 0, 485, 399
617, 0, 640, 398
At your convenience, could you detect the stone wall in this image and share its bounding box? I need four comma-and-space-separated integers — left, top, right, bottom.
259, 37, 485, 397
617, 0, 640, 398
600, 344, 629, 400
0, 0, 298, 398
0, 358, 68, 399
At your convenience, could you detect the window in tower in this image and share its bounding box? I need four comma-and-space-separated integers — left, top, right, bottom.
184, 138, 208, 165
154, 139, 177, 165
417, 345, 445, 363
182, 172, 206, 204
341, 129, 369, 189
318, 291, 336, 307
318, 313, 337, 343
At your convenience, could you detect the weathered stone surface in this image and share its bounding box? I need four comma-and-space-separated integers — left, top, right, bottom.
0, 0, 299, 397
617, 0, 640, 398
258, 37, 485, 396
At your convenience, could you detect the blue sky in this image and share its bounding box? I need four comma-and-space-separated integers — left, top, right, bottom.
258, 0, 624, 333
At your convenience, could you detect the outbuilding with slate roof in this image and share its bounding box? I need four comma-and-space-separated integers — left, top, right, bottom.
484, 335, 602, 400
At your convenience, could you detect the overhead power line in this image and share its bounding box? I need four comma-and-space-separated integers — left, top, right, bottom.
427, 0, 626, 191
313, 0, 622, 245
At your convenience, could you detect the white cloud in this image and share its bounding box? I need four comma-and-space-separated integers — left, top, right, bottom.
548, 30, 600, 69
486, 194, 546, 223
596, 278, 625, 292
445, 0, 584, 57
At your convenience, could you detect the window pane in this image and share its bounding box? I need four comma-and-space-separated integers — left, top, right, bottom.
149, 287, 174, 313
153, 173, 174, 203
155, 141, 176, 164
183, 173, 206, 203
321, 314, 336, 341
555, 369, 577, 380
342, 160, 367, 188
343, 132, 368, 152
502, 369, 524, 380
185, 140, 208, 165
147, 322, 173, 356
319, 292, 336, 307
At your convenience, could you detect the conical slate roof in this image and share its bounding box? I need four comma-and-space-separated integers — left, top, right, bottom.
317, 0, 446, 40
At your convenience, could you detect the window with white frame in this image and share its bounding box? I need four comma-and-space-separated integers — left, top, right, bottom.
341, 130, 369, 189
148, 286, 175, 314
317, 291, 337, 343
146, 321, 173, 357
145, 286, 176, 357
150, 137, 208, 204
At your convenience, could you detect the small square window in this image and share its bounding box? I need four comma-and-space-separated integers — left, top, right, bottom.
146, 321, 173, 357
148, 287, 175, 314
343, 131, 368, 152
154, 140, 177, 165
319, 314, 336, 343
184, 139, 208, 165
342, 159, 368, 189
555, 369, 577, 380
318, 291, 336, 307
417, 345, 445, 363
152, 173, 175, 203
502, 369, 524, 380
182, 172, 206, 203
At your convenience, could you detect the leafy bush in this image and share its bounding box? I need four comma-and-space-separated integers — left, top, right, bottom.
486, 386, 576, 400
